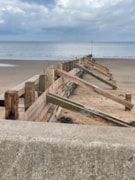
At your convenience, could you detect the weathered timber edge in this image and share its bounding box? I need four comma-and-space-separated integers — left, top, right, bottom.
75, 63, 117, 89
47, 93, 132, 127
0, 120, 135, 179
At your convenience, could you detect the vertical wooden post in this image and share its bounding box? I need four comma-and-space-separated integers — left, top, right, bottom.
67, 62, 70, 72
24, 82, 35, 111
68, 61, 70, 71
109, 73, 113, 81
71, 60, 74, 69
69, 61, 73, 71
46, 66, 55, 88
88, 54, 93, 61
57, 63, 63, 70
38, 74, 47, 96
63, 62, 70, 72
63, 62, 67, 71
5, 90, 19, 120
64, 62, 67, 71
125, 93, 132, 111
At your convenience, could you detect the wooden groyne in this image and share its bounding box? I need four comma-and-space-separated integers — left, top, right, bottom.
0, 55, 134, 127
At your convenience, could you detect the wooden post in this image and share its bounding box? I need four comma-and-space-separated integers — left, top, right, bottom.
63, 62, 67, 71
69, 61, 73, 71
125, 93, 132, 111
68, 61, 71, 71
65, 62, 69, 72
70, 61, 74, 70
38, 74, 47, 96
57, 63, 63, 70
46, 66, 55, 88
5, 90, 19, 120
72, 60, 75, 69
24, 82, 35, 111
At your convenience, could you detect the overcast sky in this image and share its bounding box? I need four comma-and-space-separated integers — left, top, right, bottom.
0, 0, 135, 41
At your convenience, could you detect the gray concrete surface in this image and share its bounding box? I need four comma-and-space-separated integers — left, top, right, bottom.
0, 120, 135, 179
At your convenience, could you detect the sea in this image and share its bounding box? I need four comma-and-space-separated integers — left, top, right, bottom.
0, 41, 135, 62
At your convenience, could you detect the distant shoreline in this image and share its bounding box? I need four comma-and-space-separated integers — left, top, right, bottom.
95, 57, 135, 60
0, 57, 135, 68
0, 57, 135, 62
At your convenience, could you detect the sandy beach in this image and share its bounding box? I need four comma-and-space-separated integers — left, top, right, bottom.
0, 58, 135, 125
0, 60, 58, 93
59, 58, 135, 126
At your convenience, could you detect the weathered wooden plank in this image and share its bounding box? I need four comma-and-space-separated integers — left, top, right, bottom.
125, 93, 132, 111
41, 83, 76, 122
48, 106, 62, 122
56, 69, 134, 110
46, 67, 55, 88
24, 82, 35, 111
63, 62, 67, 71
12, 75, 39, 97
39, 70, 81, 122
22, 75, 64, 121
47, 93, 132, 127
75, 63, 117, 89
5, 90, 19, 120
86, 55, 110, 72
84, 61, 113, 79
38, 74, 47, 96
0, 75, 39, 107
22, 89, 48, 121
57, 63, 63, 70
38, 103, 52, 121
0, 75, 72, 109
22, 68, 81, 121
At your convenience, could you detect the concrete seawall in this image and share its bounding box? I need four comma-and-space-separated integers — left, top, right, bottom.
0, 120, 135, 179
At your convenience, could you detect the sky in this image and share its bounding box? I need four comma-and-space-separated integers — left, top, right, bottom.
0, 0, 135, 41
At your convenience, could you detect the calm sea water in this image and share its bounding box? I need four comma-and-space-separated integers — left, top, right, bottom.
0, 41, 135, 61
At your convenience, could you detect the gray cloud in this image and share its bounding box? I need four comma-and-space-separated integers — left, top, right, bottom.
0, 0, 135, 41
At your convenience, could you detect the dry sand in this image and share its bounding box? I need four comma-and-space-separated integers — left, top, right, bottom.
0, 58, 135, 126
58, 58, 135, 126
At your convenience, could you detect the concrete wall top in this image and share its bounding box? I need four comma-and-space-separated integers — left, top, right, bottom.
0, 120, 135, 145
0, 120, 135, 180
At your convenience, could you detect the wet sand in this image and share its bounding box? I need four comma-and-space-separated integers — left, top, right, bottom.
0, 60, 59, 93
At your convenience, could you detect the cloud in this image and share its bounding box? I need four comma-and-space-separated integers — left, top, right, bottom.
20, 0, 55, 6
0, 0, 135, 41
